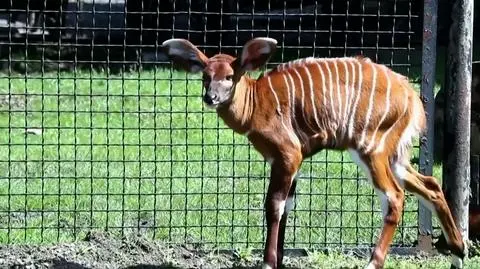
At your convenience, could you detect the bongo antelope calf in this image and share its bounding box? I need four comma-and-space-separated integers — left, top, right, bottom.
161, 37, 466, 269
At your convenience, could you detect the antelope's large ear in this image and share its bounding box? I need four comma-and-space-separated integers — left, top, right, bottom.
238, 37, 277, 72
162, 38, 209, 73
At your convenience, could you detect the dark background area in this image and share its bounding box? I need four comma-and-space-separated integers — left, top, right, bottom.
1, 0, 477, 74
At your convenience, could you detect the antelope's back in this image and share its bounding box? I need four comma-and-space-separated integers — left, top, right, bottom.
259, 56, 425, 156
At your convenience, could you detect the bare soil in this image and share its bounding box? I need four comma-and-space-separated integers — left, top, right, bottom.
0, 231, 307, 269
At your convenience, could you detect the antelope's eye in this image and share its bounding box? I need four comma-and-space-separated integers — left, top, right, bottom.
226, 75, 233, 81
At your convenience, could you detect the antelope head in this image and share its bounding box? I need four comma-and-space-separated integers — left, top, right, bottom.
161, 37, 278, 109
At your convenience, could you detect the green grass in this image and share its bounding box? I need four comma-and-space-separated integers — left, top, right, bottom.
303, 251, 480, 269
0, 68, 442, 252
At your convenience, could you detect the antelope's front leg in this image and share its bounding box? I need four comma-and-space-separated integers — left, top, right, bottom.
263, 154, 301, 269
276, 176, 298, 267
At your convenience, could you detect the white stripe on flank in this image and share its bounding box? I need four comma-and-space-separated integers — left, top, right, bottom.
292, 68, 309, 129
267, 75, 283, 114
359, 62, 377, 148
282, 71, 299, 132
348, 60, 363, 139
341, 60, 350, 136
267, 76, 301, 148
334, 60, 343, 126
285, 71, 296, 119
303, 65, 321, 130
324, 61, 337, 121
346, 60, 356, 137
281, 72, 292, 120
366, 66, 391, 153
375, 81, 409, 154
315, 62, 327, 114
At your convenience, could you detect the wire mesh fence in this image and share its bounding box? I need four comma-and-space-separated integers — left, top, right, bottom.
0, 0, 429, 251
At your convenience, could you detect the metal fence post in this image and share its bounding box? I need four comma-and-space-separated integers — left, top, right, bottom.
444, 0, 474, 250
418, 0, 437, 253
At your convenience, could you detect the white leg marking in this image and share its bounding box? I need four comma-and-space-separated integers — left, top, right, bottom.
285, 196, 295, 214
284, 174, 297, 214
267, 76, 301, 148
350, 150, 393, 221
359, 62, 378, 148
376, 189, 389, 219
390, 162, 406, 188
366, 66, 391, 153
451, 255, 463, 268
392, 162, 451, 244
262, 263, 274, 269
277, 200, 286, 220
348, 149, 371, 182
365, 262, 376, 269
375, 87, 409, 154
303, 65, 321, 130
348, 60, 363, 139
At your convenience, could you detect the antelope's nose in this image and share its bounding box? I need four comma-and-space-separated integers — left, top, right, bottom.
203, 92, 218, 105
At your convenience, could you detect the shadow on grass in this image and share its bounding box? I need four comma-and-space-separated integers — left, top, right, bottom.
50, 259, 91, 269
122, 265, 184, 269
121, 265, 303, 269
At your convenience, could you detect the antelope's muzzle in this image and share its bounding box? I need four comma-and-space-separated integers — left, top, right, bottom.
203, 92, 219, 106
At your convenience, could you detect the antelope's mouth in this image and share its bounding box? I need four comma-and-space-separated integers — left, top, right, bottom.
204, 101, 220, 109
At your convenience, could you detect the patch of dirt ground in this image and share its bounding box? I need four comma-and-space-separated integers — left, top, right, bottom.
0, 231, 308, 269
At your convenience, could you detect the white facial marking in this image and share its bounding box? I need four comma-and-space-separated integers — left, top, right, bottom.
266, 157, 275, 165
210, 78, 233, 89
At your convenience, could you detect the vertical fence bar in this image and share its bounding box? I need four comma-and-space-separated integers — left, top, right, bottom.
444, 0, 474, 249
472, 155, 480, 207
418, 0, 437, 253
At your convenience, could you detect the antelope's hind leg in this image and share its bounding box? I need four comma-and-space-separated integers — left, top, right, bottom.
391, 161, 466, 268
349, 150, 405, 269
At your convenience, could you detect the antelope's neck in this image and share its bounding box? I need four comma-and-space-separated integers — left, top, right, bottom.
217, 76, 256, 134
